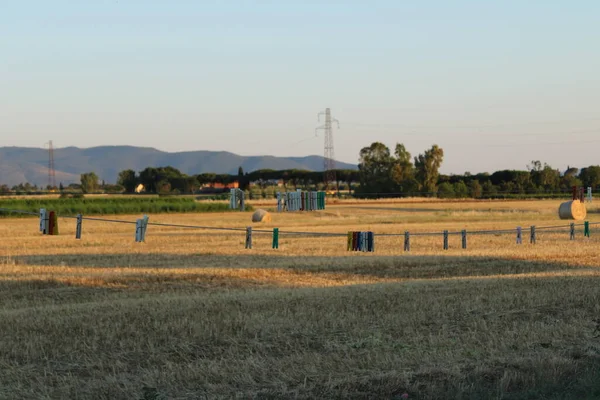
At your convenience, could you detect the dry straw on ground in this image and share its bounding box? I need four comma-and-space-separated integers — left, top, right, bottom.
0, 199, 599, 399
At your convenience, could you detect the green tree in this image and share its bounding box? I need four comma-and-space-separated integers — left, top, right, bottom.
539, 165, 560, 191
414, 145, 444, 194
579, 166, 600, 189
437, 182, 455, 198
453, 181, 469, 198
560, 167, 581, 191
357, 142, 394, 193
157, 180, 171, 194
139, 167, 159, 193
118, 169, 139, 193
564, 166, 578, 177
529, 161, 559, 191
391, 144, 417, 192
482, 180, 497, 197
469, 180, 483, 198
80, 172, 99, 194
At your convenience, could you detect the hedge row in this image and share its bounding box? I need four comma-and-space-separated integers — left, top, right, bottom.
0, 198, 248, 217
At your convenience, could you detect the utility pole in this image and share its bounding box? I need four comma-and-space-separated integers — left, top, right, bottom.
47, 140, 56, 190
316, 108, 339, 188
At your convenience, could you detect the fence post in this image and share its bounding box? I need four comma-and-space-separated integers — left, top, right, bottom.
516, 226, 522, 244
229, 188, 236, 209
570, 223, 575, 240
404, 231, 410, 252
76, 214, 83, 239
135, 219, 142, 242
461, 230, 467, 249
284, 192, 289, 212
39, 208, 47, 234
141, 215, 149, 242
530, 225, 536, 244
584, 221, 590, 238
245, 226, 252, 249
277, 192, 282, 212
443, 230, 449, 250
272, 228, 279, 249
48, 211, 58, 236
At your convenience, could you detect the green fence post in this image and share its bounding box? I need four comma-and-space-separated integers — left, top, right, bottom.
584, 221, 590, 238
272, 228, 279, 249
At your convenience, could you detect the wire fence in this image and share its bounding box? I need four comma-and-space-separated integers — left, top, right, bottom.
1, 207, 598, 252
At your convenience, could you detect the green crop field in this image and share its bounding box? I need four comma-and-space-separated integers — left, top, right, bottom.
0, 197, 243, 217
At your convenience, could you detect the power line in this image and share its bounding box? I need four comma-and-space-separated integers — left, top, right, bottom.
316, 108, 340, 186
46, 140, 56, 190
343, 117, 600, 130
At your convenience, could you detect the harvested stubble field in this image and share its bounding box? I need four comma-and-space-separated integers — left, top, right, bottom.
1, 200, 599, 399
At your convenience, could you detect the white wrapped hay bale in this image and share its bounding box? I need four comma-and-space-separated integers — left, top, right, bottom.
558, 200, 586, 220
252, 209, 272, 223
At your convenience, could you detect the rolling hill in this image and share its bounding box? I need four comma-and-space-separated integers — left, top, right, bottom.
0, 146, 357, 187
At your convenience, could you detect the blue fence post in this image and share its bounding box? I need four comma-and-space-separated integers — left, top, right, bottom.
570, 223, 575, 240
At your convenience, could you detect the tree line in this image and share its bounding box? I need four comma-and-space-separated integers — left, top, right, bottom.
2, 141, 600, 198
115, 166, 360, 194
356, 142, 600, 197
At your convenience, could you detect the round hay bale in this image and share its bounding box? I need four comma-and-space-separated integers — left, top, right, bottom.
558, 200, 586, 220
252, 209, 272, 223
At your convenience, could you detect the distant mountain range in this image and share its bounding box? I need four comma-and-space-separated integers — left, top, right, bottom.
0, 146, 357, 187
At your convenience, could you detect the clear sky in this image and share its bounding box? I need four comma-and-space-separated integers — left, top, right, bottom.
1, 0, 599, 174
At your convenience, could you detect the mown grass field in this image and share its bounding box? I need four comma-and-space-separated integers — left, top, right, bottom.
1, 199, 599, 399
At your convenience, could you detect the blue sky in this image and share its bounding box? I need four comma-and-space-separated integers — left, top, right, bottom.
1, 0, 599, 173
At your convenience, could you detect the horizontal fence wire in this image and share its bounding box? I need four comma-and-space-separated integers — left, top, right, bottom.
1, 207, 598, 240
0, 208, 39, 216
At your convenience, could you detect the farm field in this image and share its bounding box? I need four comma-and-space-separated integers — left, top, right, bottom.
1, 199, 599, 399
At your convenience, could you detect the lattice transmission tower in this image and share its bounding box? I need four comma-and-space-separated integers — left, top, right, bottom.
316, 108, 339, 188
47, 140, 56, 190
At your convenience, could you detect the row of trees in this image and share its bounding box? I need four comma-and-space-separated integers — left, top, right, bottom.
3, 142, 600, 197
357, 142, 444, 194
356, 142, 600, 196
115, 166, 360, 194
